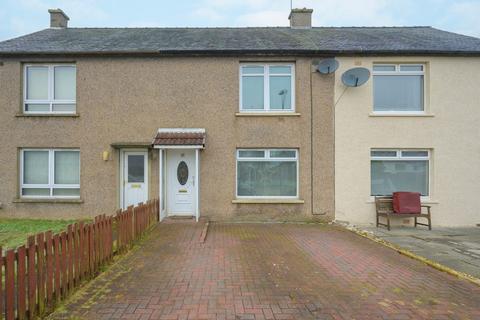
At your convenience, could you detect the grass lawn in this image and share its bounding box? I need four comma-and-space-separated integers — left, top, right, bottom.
0, 218, 77, 251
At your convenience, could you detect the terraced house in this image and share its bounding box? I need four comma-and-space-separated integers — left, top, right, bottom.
0, 8, 479, 227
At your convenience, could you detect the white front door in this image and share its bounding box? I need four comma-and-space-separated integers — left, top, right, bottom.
123, 151, 148, 208
167, 149, 196, 215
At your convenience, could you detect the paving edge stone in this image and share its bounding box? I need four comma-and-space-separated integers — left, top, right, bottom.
199, 220, 209, 243
340, 224, 480, 287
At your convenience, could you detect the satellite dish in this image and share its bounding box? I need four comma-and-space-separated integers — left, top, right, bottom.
316, 58, 339, 74
341, 67, 370, 87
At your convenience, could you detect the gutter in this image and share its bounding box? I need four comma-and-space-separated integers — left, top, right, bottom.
2, 49, 480, 58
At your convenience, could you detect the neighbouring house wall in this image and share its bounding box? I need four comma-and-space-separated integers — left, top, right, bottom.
0, 56, 334, 220
334, 56, 480, 227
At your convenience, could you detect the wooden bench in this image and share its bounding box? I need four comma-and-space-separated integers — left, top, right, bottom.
375, 196, 432, 231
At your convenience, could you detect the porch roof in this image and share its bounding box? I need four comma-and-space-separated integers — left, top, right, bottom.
152, 128, 206, 148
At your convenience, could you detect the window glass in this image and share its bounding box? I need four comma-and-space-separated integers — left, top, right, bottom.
23, 151, 49, 184
373, 65, 395, 72
270, 66, 291, 74
22, 188, 50, 196
238, 150, 265, 158
242, 76, 264, 110
25, 104, 50, 112
401, 151, 429, 157
52, 104, 76, 112
371, 150, 397, 157
371, 160, 429, 196
54, 151, 80, 184
237, 161, 297, 197
128, 155, 145, 183
54, 66, 76, 100
270, 150, 296, 158
53, 188, 80, 196
269, 76, 291, 110
26, 66, 48, 100
373, 75, 424, 111
242, 66, 264, 74
400, 65, 423, 72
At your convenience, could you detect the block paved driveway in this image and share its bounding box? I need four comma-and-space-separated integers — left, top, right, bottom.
49, 222, 480, 320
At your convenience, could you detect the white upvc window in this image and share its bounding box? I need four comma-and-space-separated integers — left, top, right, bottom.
239, 63, 295, 112
20, 149, 80, 198
236, 149, 298, 198
23, 64, 76, 114
371, 149, 430, 197
372, 64, 425, 113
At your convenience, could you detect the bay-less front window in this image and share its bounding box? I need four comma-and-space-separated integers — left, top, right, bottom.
373, 64, 424, 113
240, 64, 295, 112
371, 149, 429, 196
24, 64, 76, 113
21, 149, 80, 198
237, 149, 298, 198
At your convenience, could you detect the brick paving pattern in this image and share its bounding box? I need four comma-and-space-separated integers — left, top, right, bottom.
49, 222, 480, 320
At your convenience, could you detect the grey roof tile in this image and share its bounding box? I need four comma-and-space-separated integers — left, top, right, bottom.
1, 26, 480, 55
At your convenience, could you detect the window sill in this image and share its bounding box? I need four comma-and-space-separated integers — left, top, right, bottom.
16, 113, 80, 118
232, 199, 305, 204
369, 113, 434, 118
236, 112, 300, 117
13, 198, 84, 204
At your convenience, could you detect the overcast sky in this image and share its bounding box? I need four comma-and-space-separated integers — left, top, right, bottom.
1, 0, 479, 41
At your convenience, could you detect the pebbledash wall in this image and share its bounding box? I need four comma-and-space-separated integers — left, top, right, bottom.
334, 56, 480, 227
0, 56, 334, 220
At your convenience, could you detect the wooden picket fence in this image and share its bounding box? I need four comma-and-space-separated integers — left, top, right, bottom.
0, 199, 159, 320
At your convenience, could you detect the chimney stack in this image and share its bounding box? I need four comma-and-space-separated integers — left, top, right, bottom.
289, 8, 313, 29
48, 9, 69, 28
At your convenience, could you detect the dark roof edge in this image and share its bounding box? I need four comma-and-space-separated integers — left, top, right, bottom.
2, 49, 480, 58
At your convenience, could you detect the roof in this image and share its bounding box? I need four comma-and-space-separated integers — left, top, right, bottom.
152, 129, 206, 147
1, 27, 480, 56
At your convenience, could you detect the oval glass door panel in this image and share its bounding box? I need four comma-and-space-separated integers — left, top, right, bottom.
177, 161, 188, 185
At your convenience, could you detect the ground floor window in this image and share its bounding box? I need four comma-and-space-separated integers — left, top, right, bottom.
20, 149, 80, 198
236, 149, 298, 198
371, 149, 429, 196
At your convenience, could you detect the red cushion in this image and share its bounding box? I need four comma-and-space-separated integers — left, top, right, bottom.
393, 192, 421, 214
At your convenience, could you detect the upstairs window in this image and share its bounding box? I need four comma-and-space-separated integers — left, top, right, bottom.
20, 149, 80, 198
24, 64, 76, 114
371, 149, 429, 197
240, 64, 295, 112
373, 64, 424, 113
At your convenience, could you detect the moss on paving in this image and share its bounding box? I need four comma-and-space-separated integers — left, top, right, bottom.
0, 218, 79, 251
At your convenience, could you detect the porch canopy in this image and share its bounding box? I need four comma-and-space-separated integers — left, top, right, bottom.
152, 128, 206, 149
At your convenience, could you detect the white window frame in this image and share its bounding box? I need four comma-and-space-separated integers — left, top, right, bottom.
372, 64, 425, 114
236, 149, 299, 199
23, 64, 76, 114
20, 149, 80, 199
239, 63, 295, 113
370, 149, 430, 198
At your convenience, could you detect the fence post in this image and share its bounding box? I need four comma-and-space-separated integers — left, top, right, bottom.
45, 231, 53, 310
0, 246, 3, 320
5, 250, 15, 320
53, 234, 61, 303
73, 223, 80, 285
27, 235, 36, 318
78, 222, 84, 279
67, 225, 74, 294
17, 246, 27, 320
36, 233, 46, 315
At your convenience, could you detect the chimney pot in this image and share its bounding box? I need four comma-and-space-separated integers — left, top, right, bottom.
289, 8, 313, 29
48, 8, 69, 28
